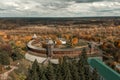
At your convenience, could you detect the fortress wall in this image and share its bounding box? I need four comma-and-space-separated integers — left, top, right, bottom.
27, 40, 83, 58
28, 47, 46, 54
53, 50, 81, 58
28, 47, 82, 58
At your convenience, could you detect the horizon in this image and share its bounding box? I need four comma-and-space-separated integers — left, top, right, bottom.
0, 16, 120, 18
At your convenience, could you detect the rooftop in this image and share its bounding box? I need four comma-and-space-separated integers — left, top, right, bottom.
88, 57, 120, 80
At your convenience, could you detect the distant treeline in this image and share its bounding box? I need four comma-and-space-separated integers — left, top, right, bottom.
0, 17, 120, 29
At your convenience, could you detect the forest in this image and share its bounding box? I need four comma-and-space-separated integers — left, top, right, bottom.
0, 17, 120, 29
26, 49, 100, 80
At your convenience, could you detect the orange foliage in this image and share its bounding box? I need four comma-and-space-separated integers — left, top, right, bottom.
43, 35, 47, 39
50, 35, 57, 40
102, 42, 106, 48
64, 34, 70, 40
15, 41, 21, 46
0, 31, 6, 36
118, 42, 120, 48
56, 39, 62, 45
114, 40, 120, 48
3, 35, 7, 39
24, 36, 32, 41
71, 38, 78, 46
15, 41, 25, 48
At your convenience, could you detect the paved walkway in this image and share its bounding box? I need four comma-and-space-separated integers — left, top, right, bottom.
25, 53, 59, 64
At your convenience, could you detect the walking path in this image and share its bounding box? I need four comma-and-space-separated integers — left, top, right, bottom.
25, 53, 59, 64
0, 66, 18, 80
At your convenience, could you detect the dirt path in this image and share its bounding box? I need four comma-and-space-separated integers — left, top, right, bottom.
0, 66, 17, 80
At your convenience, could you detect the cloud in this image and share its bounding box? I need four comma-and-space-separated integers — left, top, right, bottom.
66, 1, 120, 16
0, 8, 6, 11
0, 0, 120, 17
75, 0, 104, 3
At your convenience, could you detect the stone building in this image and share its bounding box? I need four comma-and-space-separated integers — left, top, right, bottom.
46, 39, 54, 57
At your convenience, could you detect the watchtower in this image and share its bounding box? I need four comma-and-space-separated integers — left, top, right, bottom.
46, 39, 54, 57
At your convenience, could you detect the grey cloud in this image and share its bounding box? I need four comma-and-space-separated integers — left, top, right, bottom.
0, 8, 6, 11
75, 0, 104, 3
0, 0, 120, 17
41, 2, 70, 10
99, 8, 120, 12
70, 0, 120, 3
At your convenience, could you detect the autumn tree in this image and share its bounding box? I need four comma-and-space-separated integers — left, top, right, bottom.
71, 38, 78, 47
56, 39, 62, 46
114, 40, 120, 48
0, 44, 12, 56
64, 34, 71, 40
11, 45, 24, 61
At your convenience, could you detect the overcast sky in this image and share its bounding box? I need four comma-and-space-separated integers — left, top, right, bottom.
0, 0, 120, 17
